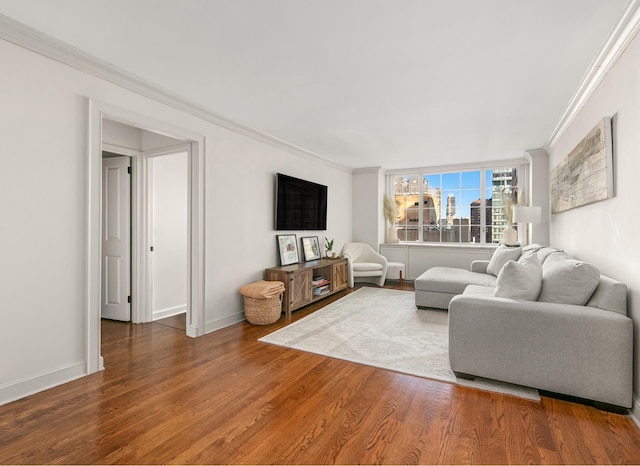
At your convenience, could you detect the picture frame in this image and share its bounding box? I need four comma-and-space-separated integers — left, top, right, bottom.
276, 234, 299, 266
301, 236, 321, 261
551, 116, 614, 213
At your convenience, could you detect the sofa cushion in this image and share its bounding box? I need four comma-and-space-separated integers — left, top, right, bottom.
521, 244, 564, 264
538, 253, 600, 305
522, 243, 543, 255
536, 246, 563, 264
415, 267, 496, 294
494, 254, 542, 301
353, 262, 383, 272
487, 245, 522, 276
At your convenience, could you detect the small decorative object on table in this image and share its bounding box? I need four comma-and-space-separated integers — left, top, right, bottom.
325, 238, 335, 258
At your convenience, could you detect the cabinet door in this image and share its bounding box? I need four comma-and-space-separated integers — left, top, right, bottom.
289, 269, 313, 310
332, 260, 348, 291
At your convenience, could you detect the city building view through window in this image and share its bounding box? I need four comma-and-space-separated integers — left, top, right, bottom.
392, 168, 519, 244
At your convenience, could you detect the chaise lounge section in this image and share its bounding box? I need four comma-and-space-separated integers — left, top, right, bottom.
414, 261, 497, 309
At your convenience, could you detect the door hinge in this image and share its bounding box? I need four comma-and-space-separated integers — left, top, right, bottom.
127, 295, 131, 304
150, 246, 154, 252
127, 166, 131, 174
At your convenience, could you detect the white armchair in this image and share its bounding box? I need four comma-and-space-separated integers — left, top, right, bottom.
341, 242, 388, 288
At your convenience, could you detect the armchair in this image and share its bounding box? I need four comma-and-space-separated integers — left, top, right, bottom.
341, 242, 388, 288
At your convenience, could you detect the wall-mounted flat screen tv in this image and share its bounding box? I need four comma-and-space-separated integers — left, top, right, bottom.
275, 173, 327, 230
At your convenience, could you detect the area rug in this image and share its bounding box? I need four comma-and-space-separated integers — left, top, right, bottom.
259, 287, 539, 401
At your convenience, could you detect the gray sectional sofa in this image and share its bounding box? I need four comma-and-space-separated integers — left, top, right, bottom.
415, 245, 633, 411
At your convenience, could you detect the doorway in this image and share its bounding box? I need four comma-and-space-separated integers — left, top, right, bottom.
87, 99, 206, 374
100, 120, 189, 328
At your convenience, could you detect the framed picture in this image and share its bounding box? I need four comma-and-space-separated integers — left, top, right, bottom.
301, 236, 321, 261
277, 234, 299, 266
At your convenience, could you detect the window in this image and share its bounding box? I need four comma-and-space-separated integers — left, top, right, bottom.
391, 166, 521, 244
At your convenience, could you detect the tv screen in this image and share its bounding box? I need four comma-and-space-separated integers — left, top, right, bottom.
275, 173, 327, 230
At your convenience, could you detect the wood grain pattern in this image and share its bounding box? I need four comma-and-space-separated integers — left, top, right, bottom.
0, 283, 639, 464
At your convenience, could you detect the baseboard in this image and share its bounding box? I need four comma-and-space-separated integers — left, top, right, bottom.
205, 311, 246, 334
153, 304, 187, 320
0, 361, 86, 407
630, 393, 640, 429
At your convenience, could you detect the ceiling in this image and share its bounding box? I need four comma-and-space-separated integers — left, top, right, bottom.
0, 0, 629, 170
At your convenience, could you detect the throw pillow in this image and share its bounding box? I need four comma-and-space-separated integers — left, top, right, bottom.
494, 253, 542, 301
538, 254, 600, 305
487, 244, 522, 276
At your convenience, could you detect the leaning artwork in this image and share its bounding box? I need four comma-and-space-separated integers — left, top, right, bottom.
550, 117, 613, 214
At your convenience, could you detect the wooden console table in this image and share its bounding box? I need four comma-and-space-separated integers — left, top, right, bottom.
265, 257, 348, 318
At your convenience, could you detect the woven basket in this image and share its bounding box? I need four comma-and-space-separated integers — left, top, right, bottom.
243, 294, 283, 325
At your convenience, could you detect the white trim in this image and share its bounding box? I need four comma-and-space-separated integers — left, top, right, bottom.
0, 361, 86, 407
544, 0, 640, 151
187, 140, 206, 338
132, 153, 148, 324
153, 305, 187, 321
0, 14, 352, 174
87, 99, 102, 374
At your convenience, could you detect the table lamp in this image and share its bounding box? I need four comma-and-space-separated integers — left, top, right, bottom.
512, 206, 542, 245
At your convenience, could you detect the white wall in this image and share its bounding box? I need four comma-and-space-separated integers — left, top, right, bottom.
0, 38, 352, 404
524, 149, 550, 246
352, 167, 385, 249
546, 30, 640, 413
151, 152, 188, 319
103, 119, 143, 151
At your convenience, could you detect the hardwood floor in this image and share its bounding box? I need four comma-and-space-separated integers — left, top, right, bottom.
1, 282, 639, 464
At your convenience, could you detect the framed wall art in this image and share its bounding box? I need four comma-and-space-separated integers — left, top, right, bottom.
550, 117, 613, 213
301, 236, 321, 261
276, 234, 299, 266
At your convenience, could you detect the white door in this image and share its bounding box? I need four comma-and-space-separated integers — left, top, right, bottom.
101, 156, 131, 321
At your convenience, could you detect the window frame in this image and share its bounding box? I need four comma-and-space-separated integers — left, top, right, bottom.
387, 159, 528, 245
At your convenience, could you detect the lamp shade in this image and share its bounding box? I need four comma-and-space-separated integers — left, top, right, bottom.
512, 206, 541, 224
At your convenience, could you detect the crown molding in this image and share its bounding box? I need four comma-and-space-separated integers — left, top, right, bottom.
544, 0, 640, 151
0, 14, 353, 174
